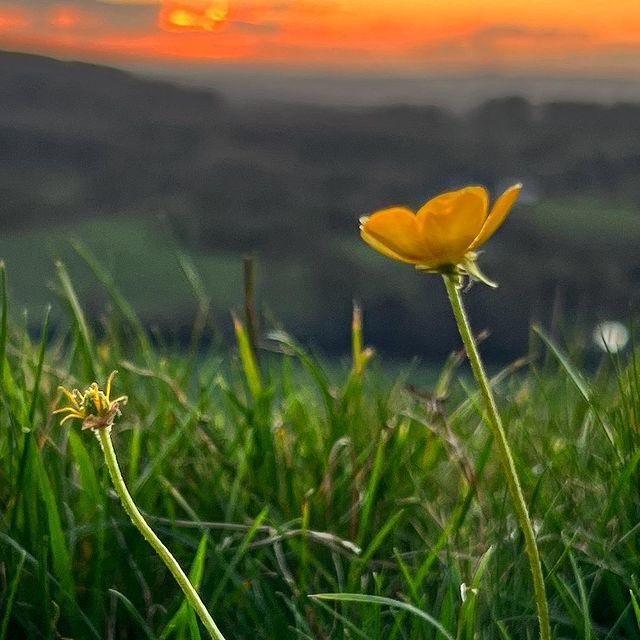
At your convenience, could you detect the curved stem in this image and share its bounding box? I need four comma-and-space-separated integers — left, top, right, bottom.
443, 275, 551, 640
97, 428, 227, 640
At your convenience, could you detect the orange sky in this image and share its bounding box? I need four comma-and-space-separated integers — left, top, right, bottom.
0, 0, 639, 73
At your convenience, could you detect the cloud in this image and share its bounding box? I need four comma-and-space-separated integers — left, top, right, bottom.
470, 24, 588, 47
0, 0, 157, 36
231, 19, 279, 33
49, 4, 104, 29
0, 6, 31, 29
417, 23, 593, 66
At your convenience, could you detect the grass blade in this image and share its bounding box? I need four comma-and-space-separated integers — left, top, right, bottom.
568, 551, 592, 640
210, 507, 269, 607
33, 450, 77, 613
160, 533, 208, 640
532, 324, 591, 402
0, 261, 7, 379
0, 549, 26, 640
109, 589, 157, 640
73, 239, 152, 358
630, 590, 640, 631
232, 313, 262, 401
533, 323, 617, 450
310, 593, 455, 640
56, 260, 96, 378
27, 305, 50, 427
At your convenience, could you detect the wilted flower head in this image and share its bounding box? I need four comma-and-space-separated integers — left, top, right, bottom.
54, 371, 127, 431
359, 184, 521, 286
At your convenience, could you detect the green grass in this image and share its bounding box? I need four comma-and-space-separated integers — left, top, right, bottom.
521, 196, 640, 243
0, 217, 245, 318
2, 254, 640, 639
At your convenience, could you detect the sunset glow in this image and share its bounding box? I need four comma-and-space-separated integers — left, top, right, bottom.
160, 0, 229, 32
0, 0, 639, 73
49, 5, 83, 29
0, 6, 29, 29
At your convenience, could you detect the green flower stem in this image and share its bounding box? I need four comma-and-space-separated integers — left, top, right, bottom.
97, 427, 227, 640
443, 275, 551, 640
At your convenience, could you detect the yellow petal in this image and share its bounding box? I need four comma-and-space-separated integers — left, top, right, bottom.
58, 386, 81, 409
105, 370, 117, 403
360, 227, 417, 264
360, 207, 432, 263
416, 186, 488, 265
60, 412, 84, 425
469, 183, 521, 250
53, 406, 79, 415
89, 384, 103, 413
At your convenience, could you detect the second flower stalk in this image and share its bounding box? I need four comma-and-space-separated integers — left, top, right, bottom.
56, 373, 227, 640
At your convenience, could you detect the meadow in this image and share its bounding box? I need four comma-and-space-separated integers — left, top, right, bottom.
1, 193, 639, 362
1, 249, 640, 640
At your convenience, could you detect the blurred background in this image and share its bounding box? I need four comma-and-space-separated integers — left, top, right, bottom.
1, 0, 640, 361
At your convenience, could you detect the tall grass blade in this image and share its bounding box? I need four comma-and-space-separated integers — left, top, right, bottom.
133, 410, 198, 494
532, 325, 591, 402
109, 589, 157, 640
0, 534, 100, 639
33, 451, 77, 618
232, 313, 262, 401
210, 507, 269, 607
568, 551, 592, 640
0, 549, 26, 640
311, 597, 370, 640
243, 255, 260, 363
72, 239, 152, 358
359, 509, 404, 565
603, 446, 640, 523
160, 533, 209, 640
310, 593, 455, 640
27, 305, 50, 426
56, 260, 96, 378
0, 261, 7, 379
533, 323, 617, 449
630, 590, 640, 632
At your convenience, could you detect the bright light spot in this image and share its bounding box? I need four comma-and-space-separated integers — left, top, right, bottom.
50, 5, 82, 28
205, 6, 226, 21
160, 0, 229, 31
168, 9, 195, 27
592, 320, 629, 353
459, 583, 478, 603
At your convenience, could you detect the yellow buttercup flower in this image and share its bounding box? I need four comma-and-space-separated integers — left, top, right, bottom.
359, 183, 521, 286
54, 370, 127, 431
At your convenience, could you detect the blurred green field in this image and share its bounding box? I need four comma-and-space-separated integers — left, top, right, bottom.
0, 216, 242, 318
2, 255, 640, 639
2, 195, 640, 360
0, 215, 341, 336
526, 198, 640, 242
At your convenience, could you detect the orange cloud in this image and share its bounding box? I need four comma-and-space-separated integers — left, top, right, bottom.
49, 5, 82, 28
46, 4, 104, 33
420, 23, 594, 66
0, 5, 30, 29
0, 27, 259, 62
